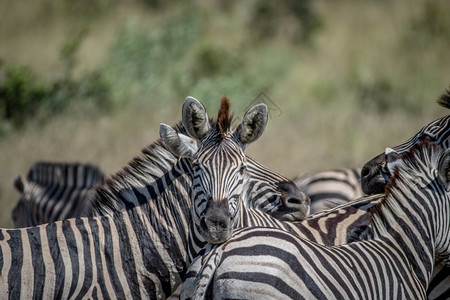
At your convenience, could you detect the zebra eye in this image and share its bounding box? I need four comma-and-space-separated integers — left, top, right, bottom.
239, 165, 247, 175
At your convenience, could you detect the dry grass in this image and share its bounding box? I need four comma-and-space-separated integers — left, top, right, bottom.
0, 0, 449, 226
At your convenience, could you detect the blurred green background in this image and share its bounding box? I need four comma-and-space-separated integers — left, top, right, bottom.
1, 0, 450, 226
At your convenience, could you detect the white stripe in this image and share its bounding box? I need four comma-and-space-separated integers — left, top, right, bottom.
0, 231, 12, 293
56, 221, 72, 299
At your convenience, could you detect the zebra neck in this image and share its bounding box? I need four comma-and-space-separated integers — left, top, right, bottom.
109, 177, 194, 296
88, 138, 183, 215
90, 158, 191, 215
371, 180, 438, 288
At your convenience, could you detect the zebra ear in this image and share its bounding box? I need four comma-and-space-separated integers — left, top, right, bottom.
13, 176, 24, 193
160, 123, 198, 158
437, 149, 450, 190
234, 103, 268, 148
182, 96, 211, 140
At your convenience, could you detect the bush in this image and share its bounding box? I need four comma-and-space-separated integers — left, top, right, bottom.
101, 10, 200, 104
0, 65, 49, 130
0, 62, 111, 135
413, 0, 450, 39
249, 0, 321, 43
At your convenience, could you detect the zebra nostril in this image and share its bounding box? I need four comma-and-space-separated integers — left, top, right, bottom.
217, 220, 228, 229
361, 166, 371, 178
286, 197, 302, 205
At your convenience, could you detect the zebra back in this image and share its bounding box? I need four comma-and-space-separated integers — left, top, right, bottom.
295, 167, 363, 214
12, 162, 104, 227
26, 161, 104, 188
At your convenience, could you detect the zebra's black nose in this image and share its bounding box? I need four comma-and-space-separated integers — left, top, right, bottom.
202, 199, 232, 229
203, 216, 229, 230
361, 152, 388, 194
199, 199, 233, 244
360, 166, 371, 179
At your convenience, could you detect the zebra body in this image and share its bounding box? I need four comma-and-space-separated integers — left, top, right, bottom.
181, 142, 450, 299
295, 167, 363, 214
12, 162, 104, 227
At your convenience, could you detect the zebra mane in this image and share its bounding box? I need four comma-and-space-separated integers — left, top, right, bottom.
89, 123, 187, 215
371, 141, 442, 233
27, 162, 104, 188
437, 87, 450, 109
216, 96, 234, 139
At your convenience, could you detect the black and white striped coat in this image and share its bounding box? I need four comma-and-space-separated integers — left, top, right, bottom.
12, 162, 104, 227
181, 142, 450, 299
295, 167, 363, 214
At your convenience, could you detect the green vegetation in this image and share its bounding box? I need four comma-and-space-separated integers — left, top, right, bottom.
0, 0, 450, 226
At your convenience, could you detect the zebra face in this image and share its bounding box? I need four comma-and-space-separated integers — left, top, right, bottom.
191, 138, 249, 244
361, 114, 450, 195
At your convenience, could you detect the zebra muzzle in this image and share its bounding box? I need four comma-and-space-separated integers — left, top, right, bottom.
199, 199, 233, 244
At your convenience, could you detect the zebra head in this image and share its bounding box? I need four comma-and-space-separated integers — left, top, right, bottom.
161, 96, 309, 244
361, 88, 450, 195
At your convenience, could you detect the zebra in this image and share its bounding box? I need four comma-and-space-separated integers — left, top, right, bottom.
294, 167, 363, 214
361, 88, 450, 195
0, 96, 310, 299
12, 162, 105, 227
181, 141, 450, 299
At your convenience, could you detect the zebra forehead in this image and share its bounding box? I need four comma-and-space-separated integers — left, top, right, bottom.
197, 139, 245, 159
216, 96, 234, 138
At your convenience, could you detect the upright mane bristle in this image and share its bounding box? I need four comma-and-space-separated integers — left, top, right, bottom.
437, 87, 450, 109
217, 96, 233, 138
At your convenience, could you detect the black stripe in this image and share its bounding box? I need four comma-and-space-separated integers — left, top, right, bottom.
75, 218, 93, 298
7, 229, 23, 299
46, 222, 66, 299
88, 218, 109, 298
27, 227, 44, 299
0, 230, 4, 271
61, 220, 78, 299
